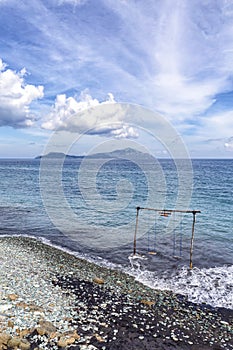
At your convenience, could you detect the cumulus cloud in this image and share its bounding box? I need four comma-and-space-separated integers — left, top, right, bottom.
0, 58, 6, 70
3, 0, 233, 126
42, 91, 138, 139
0, 58, 44, 128
110, 125, 138, 139
2, 0, 233, 157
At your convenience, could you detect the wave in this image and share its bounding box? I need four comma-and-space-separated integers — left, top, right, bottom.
127, 258, 233, 309
1, 233, 232, 310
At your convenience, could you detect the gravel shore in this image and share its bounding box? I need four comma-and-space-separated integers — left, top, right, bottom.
0, 236, 232, 350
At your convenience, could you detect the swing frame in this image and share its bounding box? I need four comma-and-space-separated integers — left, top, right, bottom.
133, 206, 201, 269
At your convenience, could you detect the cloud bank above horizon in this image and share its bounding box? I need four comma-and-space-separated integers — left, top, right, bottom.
0, 59, 44, 128
0, 0, 233, 157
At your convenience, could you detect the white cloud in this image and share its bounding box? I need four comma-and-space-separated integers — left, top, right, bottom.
2, 0, 233, 157
4, 0, 233, 124
180, 110, 233, 156
0, 58, 6, 71
204, 133, 233, 153
42, 91, 138, 139
143, 1, 232, 118
111, 125, 138, 139
103, 0, 233, 120
42, 92, 109, 130
2, 1, 233, 121
201, 111, 233, 140
0, 59, 44, 128
224, 140, 233, 150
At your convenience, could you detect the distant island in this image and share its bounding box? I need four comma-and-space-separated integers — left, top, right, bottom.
35, 152, 82, 160
35, 147, 154, 160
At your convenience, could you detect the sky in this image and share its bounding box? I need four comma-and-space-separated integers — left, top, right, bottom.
1, 0, 233, 158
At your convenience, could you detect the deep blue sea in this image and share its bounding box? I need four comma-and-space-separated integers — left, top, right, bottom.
0, 157, 232, 309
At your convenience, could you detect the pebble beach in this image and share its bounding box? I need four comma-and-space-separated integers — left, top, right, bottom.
0, 236, 232, 350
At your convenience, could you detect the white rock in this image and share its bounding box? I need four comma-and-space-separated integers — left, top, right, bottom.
171, 335, 179, 342
0, 304, 12, 312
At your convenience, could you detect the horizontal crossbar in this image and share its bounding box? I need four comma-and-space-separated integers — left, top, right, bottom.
136, 206, 201, 214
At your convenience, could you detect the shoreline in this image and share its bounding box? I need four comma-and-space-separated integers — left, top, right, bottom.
0, 236, 232, 349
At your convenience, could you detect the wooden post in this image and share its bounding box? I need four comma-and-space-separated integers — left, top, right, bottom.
189, 211, 196, 269
133, 207, 140, 255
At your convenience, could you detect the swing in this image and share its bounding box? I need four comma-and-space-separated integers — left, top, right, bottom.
148, 211, 171, 255
133, 207, 200, 269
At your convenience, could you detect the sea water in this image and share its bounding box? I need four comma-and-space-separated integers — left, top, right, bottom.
0, 157, 232, 309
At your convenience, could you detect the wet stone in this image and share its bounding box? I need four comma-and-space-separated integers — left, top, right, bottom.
0, 236, 232, 350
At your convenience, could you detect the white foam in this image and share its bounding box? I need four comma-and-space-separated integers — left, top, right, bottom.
1, 234, 232, 309
128, 253, 148, 269
126, 264, 233, 309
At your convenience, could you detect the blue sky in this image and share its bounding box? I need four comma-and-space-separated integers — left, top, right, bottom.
1, 0, 233, 157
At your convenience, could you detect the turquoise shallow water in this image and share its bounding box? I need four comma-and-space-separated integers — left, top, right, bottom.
0, 157, 232, 308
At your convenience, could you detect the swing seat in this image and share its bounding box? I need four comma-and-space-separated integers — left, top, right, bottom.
148, 251, 157, 255
159, 211, 171, 217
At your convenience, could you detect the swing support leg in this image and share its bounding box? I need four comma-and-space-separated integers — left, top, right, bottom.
189, 212, 196, 269
133, 207, 140, 255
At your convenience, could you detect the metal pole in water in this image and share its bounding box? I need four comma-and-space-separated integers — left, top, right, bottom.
190, 211, 196, 269
133, 207, 140, 255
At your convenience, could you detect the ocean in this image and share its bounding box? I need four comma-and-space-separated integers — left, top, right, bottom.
0, 157, 232, 309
